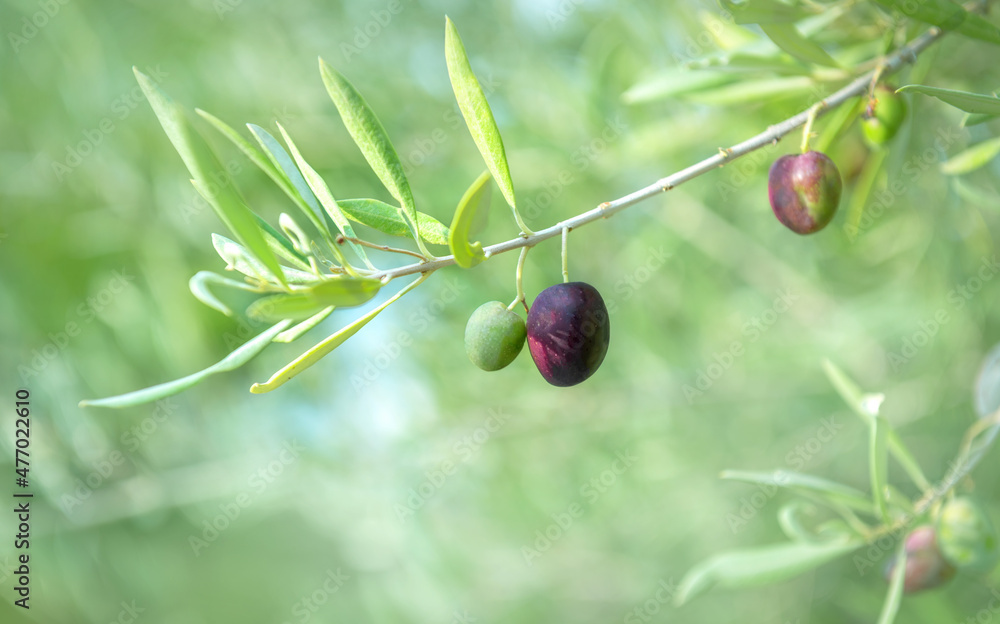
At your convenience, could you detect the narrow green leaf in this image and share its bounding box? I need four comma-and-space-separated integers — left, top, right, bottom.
814, 96, 862, 155
247, 276, 382, 322
886, 429, 931, 490
941, 136, 1000, 175
897, 85, 1000, 115
273, 307, 335, 343
759, 23, 839, 68
686, 53, 816, 76
255, 219, 315, 272
199, 110, 337, 254
675, 538, 861, 605
196, 109, 284, 190
79, 320, 293, 408
188, 270, 268, 317
686, 76, 816, 105
953, 177, 1000, 208
212, 234, 316, 285
963, 113, 998, 127
719, 0, 817, 24
778, 502, 818, 542
823, 359, 931, 490
318, 58, 427, 253
721, 470, 873, 513
449, 171, 492, 268
338, 199, 451, 245
844, 148, 888, 239
871, 415, 890, 523
445, 17, 523, 227
623, 69, 737, 104
878, 540, 907, 624
871, 0, 1000, 44
822, 359, 875, 424
275, 122, 374, 269
133, 68, 287, 288
246, 124, 325, 221
250, 273, 428, 393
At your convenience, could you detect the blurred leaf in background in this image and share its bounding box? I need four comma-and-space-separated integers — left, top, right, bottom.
2, 0, 1000, 623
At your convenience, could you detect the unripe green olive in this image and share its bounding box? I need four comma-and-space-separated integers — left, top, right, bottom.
861, 85, 907, 147
937, 497, 1000, 574
464, 301, 526, 371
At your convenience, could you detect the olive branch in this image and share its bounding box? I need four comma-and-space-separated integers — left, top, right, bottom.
80, 5, 1000, 410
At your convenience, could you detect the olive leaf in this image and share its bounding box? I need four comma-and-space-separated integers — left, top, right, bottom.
941, 136, 1000, 175
897, 85, 1000, 115
212, 234, 316, 285
79, 319, 293, 409
686, 76, 816, 105
318, 58, 429, 256
823, 359, 931, 490
250, 273, 428, 394
622, 69, 738, 105
133, 67, 288, 288
188, 270, 269, 317
275, 122, 374, 269
445, 17, 531, 232
337, 199, 450, 245
870, 414, 890, 523
718, 0, 817, 24
247, 276, 383, 322
962, 112, 998, 127
871, 0, 1000, 45
878, 540, 907, 624
720, 470, 873, 513
449, 171, 492, 268
759, 23, 839, 68
675, 537, 861, 605
197, 110, 336, 248
273, 307, 335, 343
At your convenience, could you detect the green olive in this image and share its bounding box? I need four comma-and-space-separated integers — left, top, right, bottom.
464, 301, 526, 371
861, 85, 907, 147
937, 497, 1000, 574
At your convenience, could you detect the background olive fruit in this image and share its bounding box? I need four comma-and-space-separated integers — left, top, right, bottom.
862, 84, 907, 147
937, 497, 1000, 574
884, 525, 956, 593
464, 301, 527, 371
526, 282, 610, 387
767, 151, 843, 234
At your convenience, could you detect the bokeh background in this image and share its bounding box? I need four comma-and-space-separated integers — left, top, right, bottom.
3, 0, 1000, 622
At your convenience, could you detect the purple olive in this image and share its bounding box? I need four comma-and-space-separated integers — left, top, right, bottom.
527, 282, 610, 387
767, 151, 843, 234
884, 525, 956, 594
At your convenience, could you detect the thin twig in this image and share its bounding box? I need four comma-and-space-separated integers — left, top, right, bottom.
336, 234, 428, 260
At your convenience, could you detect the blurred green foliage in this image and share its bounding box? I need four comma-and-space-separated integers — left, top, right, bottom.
2, 0, 1000, 622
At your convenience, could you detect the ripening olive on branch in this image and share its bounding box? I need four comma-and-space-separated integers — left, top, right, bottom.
884, 525, 956, 594
768, 151, 843, 235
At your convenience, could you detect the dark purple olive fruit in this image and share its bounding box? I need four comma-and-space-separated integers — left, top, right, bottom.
884, 525, 956, 594
767, 151, 843, 235
526, 282, 610, 387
